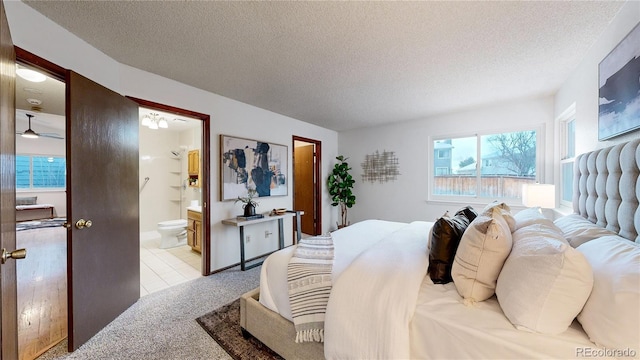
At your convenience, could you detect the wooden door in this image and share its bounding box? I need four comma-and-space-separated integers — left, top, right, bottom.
294, 144, 316, 235
66, 71, 140, 350
0, 2, 19, 358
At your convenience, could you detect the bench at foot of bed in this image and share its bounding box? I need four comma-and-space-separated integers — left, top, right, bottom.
240, 287, 324, 360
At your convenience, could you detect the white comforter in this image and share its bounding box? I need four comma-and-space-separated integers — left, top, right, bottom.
259, 219, 432, 358
324, 221, 431, 359
259, 219, 409, 321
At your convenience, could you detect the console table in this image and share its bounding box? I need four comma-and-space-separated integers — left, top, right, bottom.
222, 210, 303, 270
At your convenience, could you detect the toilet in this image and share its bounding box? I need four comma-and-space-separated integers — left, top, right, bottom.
157, 219, 188, 249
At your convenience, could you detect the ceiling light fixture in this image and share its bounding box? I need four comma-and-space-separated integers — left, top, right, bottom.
140, 112, 168, 130
21, 114, 39, 139
16, 68, 47, 83
26, 98, 42, 105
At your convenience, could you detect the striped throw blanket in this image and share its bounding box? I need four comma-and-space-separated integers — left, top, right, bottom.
287, 234, 334, 343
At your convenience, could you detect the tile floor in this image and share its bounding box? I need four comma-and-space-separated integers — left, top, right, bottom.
139, 232, 201, 296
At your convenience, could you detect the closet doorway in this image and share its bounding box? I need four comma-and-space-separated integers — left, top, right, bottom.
292, 136, 322, 236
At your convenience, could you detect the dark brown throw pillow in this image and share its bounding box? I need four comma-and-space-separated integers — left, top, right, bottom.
428, 206, 477, 284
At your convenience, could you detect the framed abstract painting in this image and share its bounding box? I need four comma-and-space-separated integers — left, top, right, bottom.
598, 23, 640, 141
220, 134, 288, 201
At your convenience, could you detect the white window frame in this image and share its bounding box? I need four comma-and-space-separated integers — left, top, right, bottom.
16, 153, 67, 192
558, 104, 576, 209
428, 124, 545, 206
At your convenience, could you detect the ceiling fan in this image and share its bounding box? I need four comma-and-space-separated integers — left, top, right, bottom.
16, 114, 64, 140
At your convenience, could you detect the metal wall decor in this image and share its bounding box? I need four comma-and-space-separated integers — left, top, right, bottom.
361, 150, 400, 183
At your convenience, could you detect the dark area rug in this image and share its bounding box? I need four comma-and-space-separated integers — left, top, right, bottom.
196, 299, 283, 360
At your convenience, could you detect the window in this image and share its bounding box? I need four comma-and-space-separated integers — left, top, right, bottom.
16, 155, 66, 189
436, 149, 450, 159
435, 167, 449, 176
560, 116, 576, 205
431, 129, 540, 202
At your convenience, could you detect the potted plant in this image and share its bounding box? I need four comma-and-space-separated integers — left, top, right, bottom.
235, 188, 259, 216
328, 155, 356, 228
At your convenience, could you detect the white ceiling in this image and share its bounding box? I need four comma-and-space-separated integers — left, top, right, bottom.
23, 1, 624, 131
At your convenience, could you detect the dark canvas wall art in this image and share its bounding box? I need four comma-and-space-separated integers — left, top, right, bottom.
598, 23, 640, 141
220, 135, 288, 201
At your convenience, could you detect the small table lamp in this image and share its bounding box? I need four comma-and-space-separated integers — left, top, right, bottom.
522, 183, 556, 209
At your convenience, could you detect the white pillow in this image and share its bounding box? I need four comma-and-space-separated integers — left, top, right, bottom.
482, 202, 516, 232
513, 207, 555, 231
554, 214, 617, 247
452, 213, 512, 303
512, 221, 567, 245
496, 225, 593, 335
577, 236, 640, 351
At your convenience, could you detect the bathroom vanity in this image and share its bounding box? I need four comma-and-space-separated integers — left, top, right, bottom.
187, 208, 202, 253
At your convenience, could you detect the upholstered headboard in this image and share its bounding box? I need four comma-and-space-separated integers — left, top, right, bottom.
573, 138, 640, 243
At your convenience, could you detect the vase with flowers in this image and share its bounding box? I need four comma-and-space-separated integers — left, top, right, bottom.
235, 188, 259, 217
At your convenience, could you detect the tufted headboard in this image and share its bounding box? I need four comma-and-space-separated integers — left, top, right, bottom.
573, 138, 640, 243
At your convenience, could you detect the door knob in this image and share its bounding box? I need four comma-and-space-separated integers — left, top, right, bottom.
1, 248, 27, 264
75, 219, 93, 229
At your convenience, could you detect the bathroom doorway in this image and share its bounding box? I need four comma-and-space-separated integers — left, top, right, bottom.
130, 98, 211, 295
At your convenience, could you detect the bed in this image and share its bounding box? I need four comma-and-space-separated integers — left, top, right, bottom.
15, 196, 55, 222
240, 138, 640, 359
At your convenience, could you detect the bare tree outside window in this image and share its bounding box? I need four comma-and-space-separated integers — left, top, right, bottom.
486, 131, 536, 177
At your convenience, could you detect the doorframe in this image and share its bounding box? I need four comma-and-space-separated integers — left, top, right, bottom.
127, 97, 212, 275
1, 3, 18, 357
292, 136, 322, 235
15, 47, 65, 80
13, 47, 67, 355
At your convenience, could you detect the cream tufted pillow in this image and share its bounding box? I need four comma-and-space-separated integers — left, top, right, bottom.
482, 201, 516, 232
452, 213, 512, 303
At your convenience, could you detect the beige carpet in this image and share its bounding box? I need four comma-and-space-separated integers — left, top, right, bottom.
37, 265, 262, 359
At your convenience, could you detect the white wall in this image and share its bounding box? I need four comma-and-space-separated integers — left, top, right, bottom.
139, 122, 203, 232
5, 1, 339, 272
554, 1, 640, 155
339, 96, 555, 223
15, 121, 66, 217
139, 125, 182, 232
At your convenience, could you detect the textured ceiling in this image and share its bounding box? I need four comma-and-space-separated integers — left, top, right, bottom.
24, 1, 623, 131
